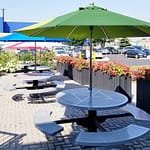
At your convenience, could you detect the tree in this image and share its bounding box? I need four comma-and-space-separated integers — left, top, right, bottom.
119, 38, 131, 48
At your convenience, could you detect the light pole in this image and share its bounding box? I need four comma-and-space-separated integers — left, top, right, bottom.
1, 8, 5, 32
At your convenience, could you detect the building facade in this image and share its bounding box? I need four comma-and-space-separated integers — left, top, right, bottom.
0, 16, 37, 33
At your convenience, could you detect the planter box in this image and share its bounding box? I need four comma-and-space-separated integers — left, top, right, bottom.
73, 68, 82, 83
101, 73, 119, 91
73, 68, 89, 84
92, 71, 104, 89
92, 72, 131, 102
92, 72, 120, 91
67, 64, 73, 79
82, 69, 90, 85
136, 79, 150, 114
118, 76, 132, 102
57, 62, 68, 76
57, 62, 61, 73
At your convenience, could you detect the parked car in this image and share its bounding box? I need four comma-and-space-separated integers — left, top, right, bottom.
132, 45, 143, 50
105, 47, 118, 54
77, 49, 87, 59
124, 49, 147, 58
72, 48, 81, 58
55, 50, 69, 56
143, 49, 150, 56
117, 47, 127, 54
93, 49, 103, 59
101, 48, 110, 54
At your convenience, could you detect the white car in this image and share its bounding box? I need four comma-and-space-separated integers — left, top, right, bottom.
101, 48, 110, 54
55, 50, 69, 56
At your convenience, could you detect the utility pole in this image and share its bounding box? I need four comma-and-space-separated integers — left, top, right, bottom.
1, 8, 5, 32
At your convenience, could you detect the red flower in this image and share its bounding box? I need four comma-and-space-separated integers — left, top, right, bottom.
74, 59, 89, 71
133, 67, 150, 79
56, 56, 132, 77
56, 56, 72, 64
93, 61, 132, 77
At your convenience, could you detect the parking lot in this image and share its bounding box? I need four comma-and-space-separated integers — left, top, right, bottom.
105, 54, 150, 66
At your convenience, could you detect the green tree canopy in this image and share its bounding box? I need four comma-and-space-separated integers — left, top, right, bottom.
119, 38, 131, 48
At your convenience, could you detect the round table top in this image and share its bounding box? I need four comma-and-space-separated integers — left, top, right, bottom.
56, 88, 128, 110
28, 66, 50, 71
25, 72, 54, 77
18, 63, 34, 67
17, 72, 54, 82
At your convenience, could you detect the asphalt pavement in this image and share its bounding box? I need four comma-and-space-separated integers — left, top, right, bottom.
105, 54, 150, 66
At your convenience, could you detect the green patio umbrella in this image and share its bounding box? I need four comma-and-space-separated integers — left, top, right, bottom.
16, 4, 150, 91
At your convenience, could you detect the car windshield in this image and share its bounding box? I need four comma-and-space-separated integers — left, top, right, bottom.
94, 49, 101, 52
57, 51, 66, 54
144, 49, 150, 52
136, 50, 144, 53
55, 47, 64, 51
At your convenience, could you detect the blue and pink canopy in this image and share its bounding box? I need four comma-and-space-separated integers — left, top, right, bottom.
0, 33, 71, 70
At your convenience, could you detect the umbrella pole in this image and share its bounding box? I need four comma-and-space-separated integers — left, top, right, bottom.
34, 41, 37, 71
89, 26, 93, 91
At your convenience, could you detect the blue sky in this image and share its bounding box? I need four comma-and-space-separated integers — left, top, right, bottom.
0, 0, 150, 23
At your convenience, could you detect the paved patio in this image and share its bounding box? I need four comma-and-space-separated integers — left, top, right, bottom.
0, 73, 150, 150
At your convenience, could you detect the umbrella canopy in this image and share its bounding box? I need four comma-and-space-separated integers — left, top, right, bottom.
0, 33, 11, 38
0, 32, 70, 42
6, 42, 43, 49
0, 33, 70, 70
16, 5, 150, 39
16, 4, 150, 90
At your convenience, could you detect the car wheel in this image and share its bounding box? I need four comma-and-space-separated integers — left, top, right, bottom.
125, 54, 128, 58
135, 55, 139, 59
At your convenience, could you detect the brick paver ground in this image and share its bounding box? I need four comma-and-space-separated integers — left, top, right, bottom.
0, 72, 150, 150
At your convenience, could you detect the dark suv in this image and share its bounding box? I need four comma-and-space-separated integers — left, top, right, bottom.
124, 49, 147, 58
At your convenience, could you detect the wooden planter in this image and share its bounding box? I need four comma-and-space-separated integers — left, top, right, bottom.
73, 68, 82, 83
136, 79, 150, 114
57, 62, 68, 76
92, 72, 120, 91
92, 71, 104, 89
67, 64, 73, 79
92, 72, 131, 102
118, 76, 132, 102
103, 73, 119, 91
82, 69, 90, 85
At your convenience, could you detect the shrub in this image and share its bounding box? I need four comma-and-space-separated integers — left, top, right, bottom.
0, 52, 18, 73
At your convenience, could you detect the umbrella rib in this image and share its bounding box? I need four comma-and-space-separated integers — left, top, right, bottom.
30, 28, 49, 36
99, 26, 109, 39
66, 26, 77, 39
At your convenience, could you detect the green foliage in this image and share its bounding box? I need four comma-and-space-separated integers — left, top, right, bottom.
119, 38, 131, 48
0, 52, 18, 73
37, 50, 56, 69
68, 39, 84, 46
18, 51, 34, 62
0, 50, 57, 73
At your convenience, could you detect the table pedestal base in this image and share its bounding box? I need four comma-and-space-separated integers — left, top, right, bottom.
55, 111, 132, 132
